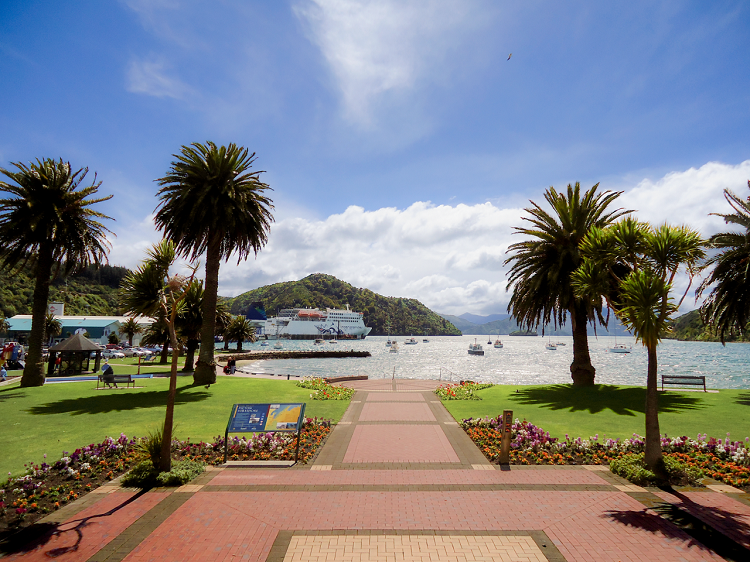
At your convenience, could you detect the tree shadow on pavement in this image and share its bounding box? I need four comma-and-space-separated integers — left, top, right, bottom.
26, 387, 210, 416
509, 384, 703, 416
604, 490, 750, 561
0, 490, 148, 556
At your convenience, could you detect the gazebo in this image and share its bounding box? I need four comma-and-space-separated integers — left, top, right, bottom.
47, 333, 102, 377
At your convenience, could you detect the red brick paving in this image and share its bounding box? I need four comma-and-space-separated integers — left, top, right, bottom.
358, 402, 436, 421
655, 490, 750, 550
210, 468, 611, 486
343, 424, 460, 463
6, 491, 167, 562
126, 490, 724, 562
366, 392, 425, 402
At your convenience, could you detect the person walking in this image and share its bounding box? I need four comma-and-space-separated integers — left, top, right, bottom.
1, 364, 7, 382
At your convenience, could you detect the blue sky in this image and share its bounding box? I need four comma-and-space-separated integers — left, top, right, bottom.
1, 1, 749, 315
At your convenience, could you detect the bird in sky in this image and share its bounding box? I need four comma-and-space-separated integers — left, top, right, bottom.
507, 53, 512, 60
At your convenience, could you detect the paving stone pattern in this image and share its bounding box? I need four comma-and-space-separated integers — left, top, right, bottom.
8, 379, 750, 562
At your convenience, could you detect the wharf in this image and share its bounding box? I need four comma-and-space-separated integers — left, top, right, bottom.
216, 349, 371, 362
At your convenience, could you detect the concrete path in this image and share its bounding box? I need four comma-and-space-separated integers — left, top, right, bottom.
6, 379, 750, 561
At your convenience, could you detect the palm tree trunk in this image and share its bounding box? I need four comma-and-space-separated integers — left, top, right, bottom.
182, 339, 198, 372
160, 340, 169, 364
644, 343, 666, 479
569, 304, 595, 386
236, 338, 242, 352
21, 246, 54, 387
223, 337, 229, 351
194, 235, 221, 385
159, 319, 180, 473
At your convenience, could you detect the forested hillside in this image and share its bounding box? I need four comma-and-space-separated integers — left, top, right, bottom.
223, 273, 461, 336
0, 264, 129, 318
664, 309, 749, 342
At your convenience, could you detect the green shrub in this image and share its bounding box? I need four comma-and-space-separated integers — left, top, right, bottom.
610, 453, 703, 486
135, 425, 166, 467
121, 459, 205, 488
155, 460, 205, 486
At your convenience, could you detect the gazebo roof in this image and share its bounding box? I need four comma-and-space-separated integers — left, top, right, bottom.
49, 333, 102, 352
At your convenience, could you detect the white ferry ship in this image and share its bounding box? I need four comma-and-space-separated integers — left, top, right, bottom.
259, 305, 372, 340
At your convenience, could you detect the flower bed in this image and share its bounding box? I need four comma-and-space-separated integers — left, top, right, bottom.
296, 377, 354, 400
176, 417, 332, 463
0, 434, 139, 540
0, 418, 332, 539
434, 382, 494, 400
461, 415, 750, 490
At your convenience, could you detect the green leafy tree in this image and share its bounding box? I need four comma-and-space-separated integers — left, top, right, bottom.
215, 300, 233, 350
155, 142, 274, 385
108, 332, 120, 345
177, 280, 203, 372
43, 313, 62, 344
119, 317, 144, 347
140, 319, 170, 364
0, 158, 113, 386
224, 315, 256, 351
0, 316, 9, 334
120, 240, 196, 472
573, 219, 705, 477
698, 181, 750, 342
505, 183, 628, 385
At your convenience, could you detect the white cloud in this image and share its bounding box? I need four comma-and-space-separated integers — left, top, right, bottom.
108, 160, 750, 316
294, 0, 491, 127
619, 160, 750, 236
126, 57, 193, 99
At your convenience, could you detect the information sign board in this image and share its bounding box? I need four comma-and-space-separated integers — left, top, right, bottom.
224, 403, 306, 463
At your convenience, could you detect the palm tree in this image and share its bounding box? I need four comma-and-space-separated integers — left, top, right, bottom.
573, 220, 705, 477
119, 317, 144, 347
505, 182, 628, 385
43, 314, 62, 345
154, 142, 274, 386
120, 240, 196, 472
0, 159, 113, 387
140, 317, 170, 364
224, 315, 256, 351
215, 300, 233, 351
698, 181, 750, 342
177, 280, 203, 372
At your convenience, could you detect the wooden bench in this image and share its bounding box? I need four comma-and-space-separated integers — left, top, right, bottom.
661, 375, 706, 392
97, 374, 135, 389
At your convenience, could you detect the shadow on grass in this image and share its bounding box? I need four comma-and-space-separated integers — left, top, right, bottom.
26, 387, 210, 416
509, 384, 702, 416
605, 491, 750, 560
735, 393, 750, 407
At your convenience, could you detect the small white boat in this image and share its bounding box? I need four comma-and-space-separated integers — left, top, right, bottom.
389, 342, 399, 353
404, 337, 418, 345
273, 341, 283, 350
468, 339, 484, 356
314, 338, 324, 345
260, 341, 269, 347
493, 339, 503, 349
329, 339, 338, 344
554, 342, 566, 346
386, 339, 392, 347
545, 342, 557, 351
611, 344, 631, 354
423, 338, 429, 343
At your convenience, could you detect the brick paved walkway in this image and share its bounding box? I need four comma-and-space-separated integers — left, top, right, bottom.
7, 379, 750, 561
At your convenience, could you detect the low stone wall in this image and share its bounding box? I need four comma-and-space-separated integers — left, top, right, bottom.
216, 350, 371, 362
324, 375, 369, 384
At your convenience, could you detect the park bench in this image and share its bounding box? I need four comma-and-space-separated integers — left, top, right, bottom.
661, 375, 706, 392
97, 373, 135, 389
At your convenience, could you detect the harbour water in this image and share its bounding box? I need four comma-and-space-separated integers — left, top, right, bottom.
238, 335, 750, 389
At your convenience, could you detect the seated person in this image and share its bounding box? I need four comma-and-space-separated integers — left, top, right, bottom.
101, 361, 116, 388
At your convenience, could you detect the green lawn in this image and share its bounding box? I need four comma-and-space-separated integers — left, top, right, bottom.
0, 376, 348, 477
442, 384, 750, 442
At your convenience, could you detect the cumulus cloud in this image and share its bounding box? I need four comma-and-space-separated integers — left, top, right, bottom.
294, 0, 490, 127
619, 160, 750, 236
108, 160, 750, 316
126, 57, 193, 99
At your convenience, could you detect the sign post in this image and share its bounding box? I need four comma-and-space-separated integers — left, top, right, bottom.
499, 409, 513, 464
224, 403, 306, 464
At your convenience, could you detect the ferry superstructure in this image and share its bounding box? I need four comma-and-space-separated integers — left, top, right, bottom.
258, 305, 372, 340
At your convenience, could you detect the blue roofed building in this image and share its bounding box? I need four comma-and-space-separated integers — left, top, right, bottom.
5, 316, 154, 346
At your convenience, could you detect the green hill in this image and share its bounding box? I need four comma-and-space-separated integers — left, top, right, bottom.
222, 273, 461, 336
0, 264, 129, 318
664, 309, 750, 342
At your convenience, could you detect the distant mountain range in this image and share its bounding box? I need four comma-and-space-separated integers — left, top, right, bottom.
439, 312, 632, 337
